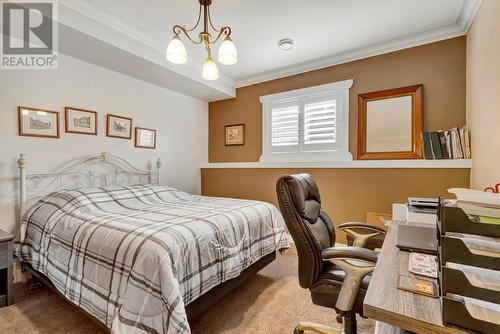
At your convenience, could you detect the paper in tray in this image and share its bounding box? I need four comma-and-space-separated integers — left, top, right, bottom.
447, 234, 500, 258
446, 262, 500, 292
447, 293, 500, 326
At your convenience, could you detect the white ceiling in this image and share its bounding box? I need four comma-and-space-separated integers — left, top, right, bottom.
58, 0, 481, 100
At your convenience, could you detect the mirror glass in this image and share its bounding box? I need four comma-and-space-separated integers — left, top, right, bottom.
365, 95, 413, 153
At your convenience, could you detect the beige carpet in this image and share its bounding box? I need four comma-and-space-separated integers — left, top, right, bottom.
0, 248, 374, 334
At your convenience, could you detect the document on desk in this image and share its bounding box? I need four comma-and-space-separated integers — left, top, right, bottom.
409, 252, 438, 278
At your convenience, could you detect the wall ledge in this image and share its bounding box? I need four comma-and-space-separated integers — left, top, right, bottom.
201, 159, 472, 169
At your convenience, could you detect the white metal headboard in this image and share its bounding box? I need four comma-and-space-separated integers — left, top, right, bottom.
17, 152, 161, 219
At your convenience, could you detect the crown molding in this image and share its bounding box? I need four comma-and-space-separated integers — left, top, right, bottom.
235, 0, 482, 88
58, 0, 482, 93
59, 0, 236, 89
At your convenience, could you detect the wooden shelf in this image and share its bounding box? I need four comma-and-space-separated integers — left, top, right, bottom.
201, 159, 472, 169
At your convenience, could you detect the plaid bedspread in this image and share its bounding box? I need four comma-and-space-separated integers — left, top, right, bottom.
15, 185, 289, 334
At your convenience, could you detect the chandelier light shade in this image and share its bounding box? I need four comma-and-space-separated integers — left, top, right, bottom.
218, 36, 237, 65
166, 0, 237, 80
202, 57, 219, 80
166, 35, 187, 64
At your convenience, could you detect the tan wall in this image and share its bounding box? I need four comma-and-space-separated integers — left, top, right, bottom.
467, 0, 500, 190
204, 37, 469, 242
201, 168, 470, 243
209, 37, 466, 162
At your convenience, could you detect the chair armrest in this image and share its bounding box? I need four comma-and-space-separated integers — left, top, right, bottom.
322, 246, 378, 264
321, 246, 377, 312
338, 222, 386, 248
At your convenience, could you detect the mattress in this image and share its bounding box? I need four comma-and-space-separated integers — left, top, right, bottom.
15, 185, 289, 334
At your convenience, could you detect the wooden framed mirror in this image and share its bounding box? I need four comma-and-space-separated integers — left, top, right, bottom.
357, 85, 423, 160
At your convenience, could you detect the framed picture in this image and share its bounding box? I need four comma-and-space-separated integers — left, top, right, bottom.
357, 85, 423, 160
18, 106, 60, 138
65, 107, 98, 135
106, 114, 132, 139
225, 124, 245, 146
135, 127, 156, 149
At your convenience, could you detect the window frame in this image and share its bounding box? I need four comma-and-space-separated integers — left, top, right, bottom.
259, 79, 354, 163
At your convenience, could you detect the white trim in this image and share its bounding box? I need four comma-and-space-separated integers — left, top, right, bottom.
235, 0, 482, 88
260, 79, 353, 163
200, 159, 472, 169
259, 79, 354, 103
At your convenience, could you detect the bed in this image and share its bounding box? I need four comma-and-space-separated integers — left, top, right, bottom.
14, 153, 289, 334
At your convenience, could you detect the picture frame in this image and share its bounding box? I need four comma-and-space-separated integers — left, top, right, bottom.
225, 124, 245, 146
106, 114, 132, 139
18, 106, 60, 138
135, 127, 157, 149
357, 85, 423, 160
65, 107, 98, 135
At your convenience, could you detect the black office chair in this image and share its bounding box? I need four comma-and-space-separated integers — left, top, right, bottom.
276, 173, 386, 334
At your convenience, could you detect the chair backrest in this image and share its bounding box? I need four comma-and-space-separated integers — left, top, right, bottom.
276, 173, 335, 289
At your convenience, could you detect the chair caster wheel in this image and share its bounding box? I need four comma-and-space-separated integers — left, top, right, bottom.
294, 327, 304, 334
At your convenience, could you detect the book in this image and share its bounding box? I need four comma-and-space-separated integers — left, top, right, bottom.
438, 131, 450, 159
397, 275, 438, 297
463, 126, 471, 159
459, 127, 467, 158
450, 127, 464, 159
447, 130, 454, 158
430, 131, 443, 159
421, 132, 434, 159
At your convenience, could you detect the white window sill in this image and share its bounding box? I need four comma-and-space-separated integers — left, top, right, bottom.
201, 159, 472, 169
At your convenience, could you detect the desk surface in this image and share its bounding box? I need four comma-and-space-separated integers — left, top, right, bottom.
363, 222, 469, 334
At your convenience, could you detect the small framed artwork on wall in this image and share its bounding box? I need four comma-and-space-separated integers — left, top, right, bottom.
225, 124, 245, 146
106, 114, 132, 139
65, 107, 98, 135
18, 106, 60, 138
135, 127, 156, 149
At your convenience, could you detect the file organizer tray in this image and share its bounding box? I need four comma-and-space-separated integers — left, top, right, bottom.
442, 295, 500, 333
441, 265, 500, 304
438, 205, 500, 238
441, 236, 500, 271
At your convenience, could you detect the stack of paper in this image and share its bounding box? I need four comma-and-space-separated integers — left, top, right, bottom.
449, 188, 500, 224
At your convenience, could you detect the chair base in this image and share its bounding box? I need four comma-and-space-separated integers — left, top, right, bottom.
294, 322, 340, 334
293, 313, 357, 334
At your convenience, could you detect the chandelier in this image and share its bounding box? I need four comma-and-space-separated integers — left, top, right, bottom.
166, 0, 237, 80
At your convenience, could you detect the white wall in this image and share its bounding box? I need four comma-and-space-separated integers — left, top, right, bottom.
0, 54, 208, 234
466, 0, 500, 189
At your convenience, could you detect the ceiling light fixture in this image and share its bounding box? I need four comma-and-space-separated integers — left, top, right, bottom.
278, 39, 294, 51
166, 0, 237, 81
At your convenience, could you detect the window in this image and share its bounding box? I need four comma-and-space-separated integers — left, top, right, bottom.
260, 79, 353, 162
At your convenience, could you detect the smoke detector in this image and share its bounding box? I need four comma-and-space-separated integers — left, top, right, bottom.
278, 39, 294, 51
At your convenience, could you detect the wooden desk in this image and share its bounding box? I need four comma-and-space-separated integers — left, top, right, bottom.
363, 222, 469, 334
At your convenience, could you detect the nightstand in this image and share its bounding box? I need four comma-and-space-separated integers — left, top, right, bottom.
0, 230, 14, 308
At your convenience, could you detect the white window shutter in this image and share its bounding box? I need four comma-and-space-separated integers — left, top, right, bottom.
304, 99, 336, 145
271, 102, 299, 148
259, 79, 354, 163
